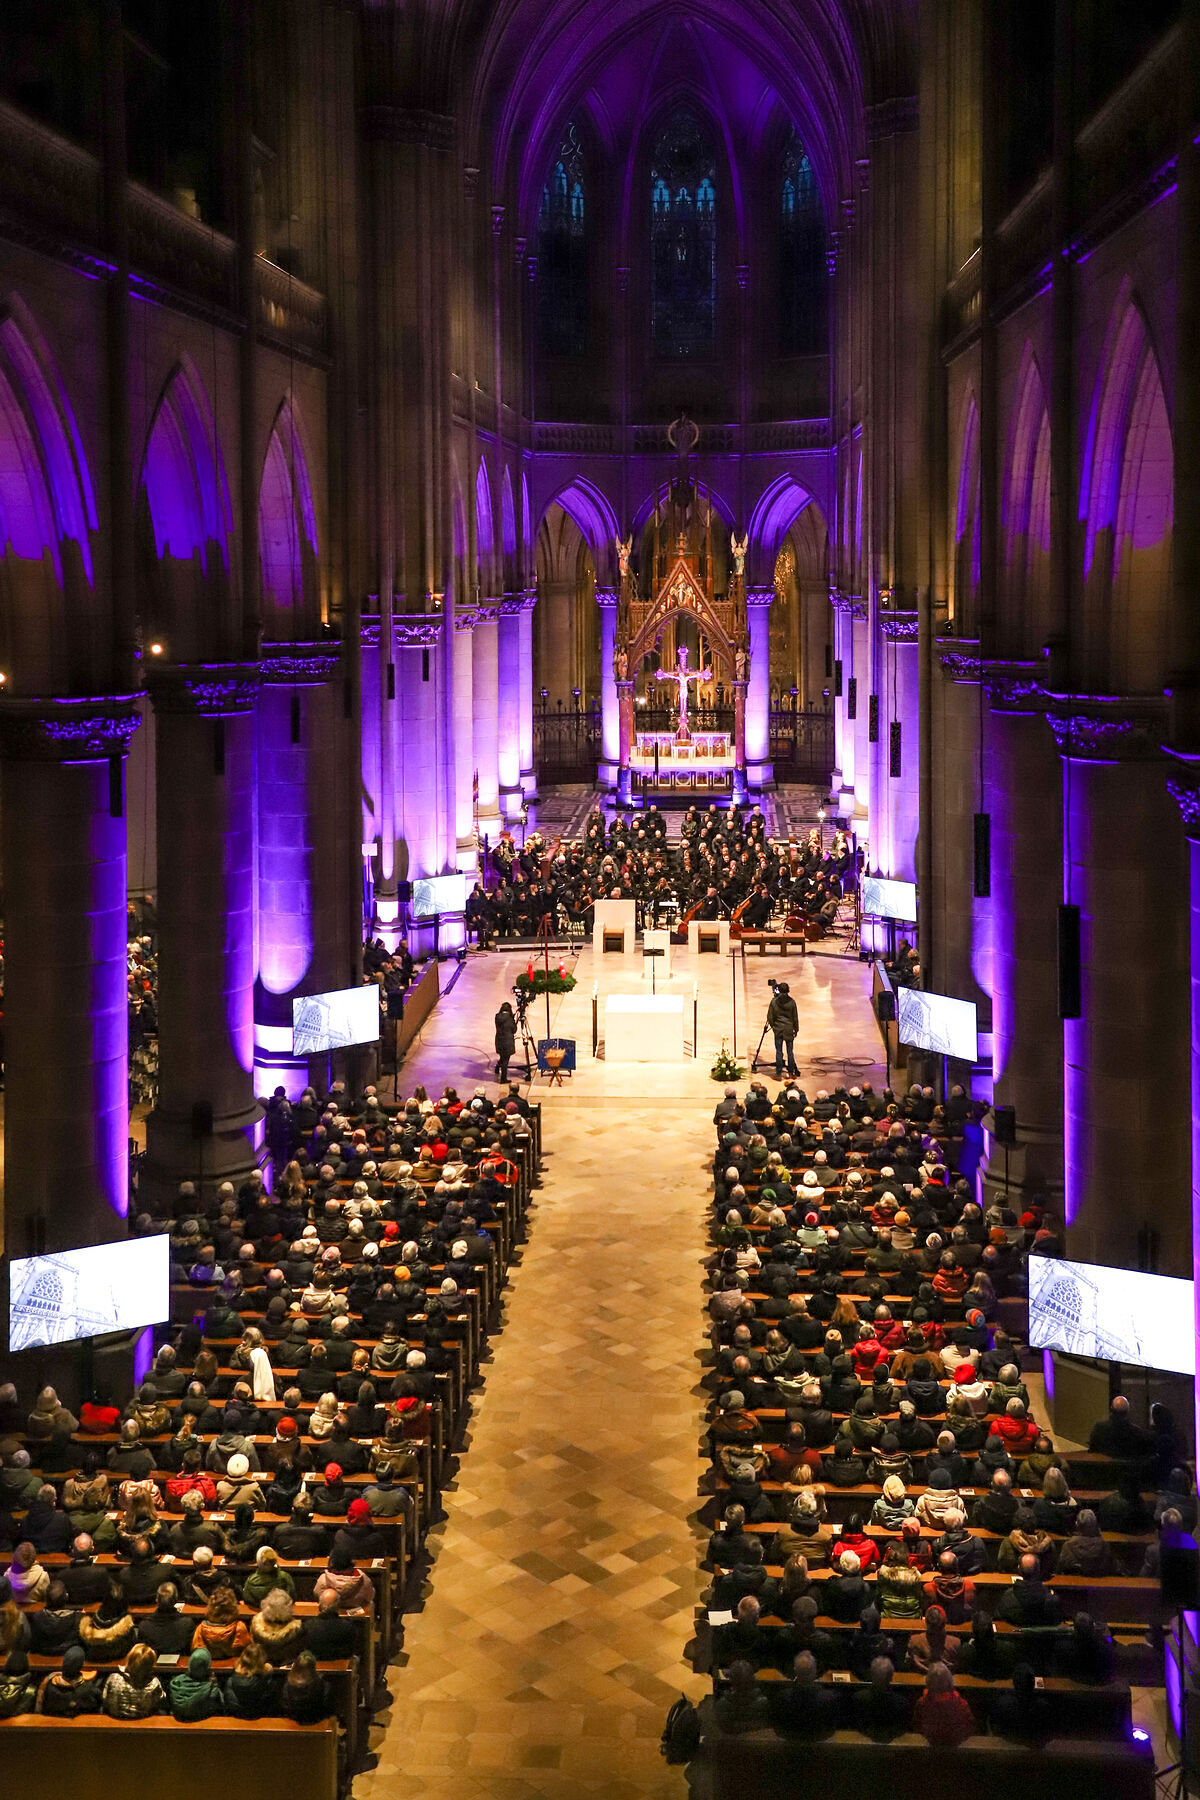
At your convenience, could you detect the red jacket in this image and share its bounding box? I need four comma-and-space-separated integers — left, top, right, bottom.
850, 1338, 886, 1377
988, 1413, 1039, 1451
831, 1532, 880, 1572
165, 1471, 218, 1505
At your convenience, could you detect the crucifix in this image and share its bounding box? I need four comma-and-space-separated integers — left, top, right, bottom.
656, 643, 711, 742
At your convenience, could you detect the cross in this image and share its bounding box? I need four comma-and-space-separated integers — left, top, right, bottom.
655, 644, 711, 741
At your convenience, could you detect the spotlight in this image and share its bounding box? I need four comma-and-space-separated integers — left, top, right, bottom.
149, 642, 164, 657
0, 671, 7, 685
1131, 1727, 1151, 1745
817, 807, 826, 823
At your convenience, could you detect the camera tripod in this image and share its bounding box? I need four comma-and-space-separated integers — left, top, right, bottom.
515, 1005, 537, 1079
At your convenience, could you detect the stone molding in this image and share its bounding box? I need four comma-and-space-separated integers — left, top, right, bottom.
879, 609, 919, 642
866, 96, 919, 141
393, 615, 444, 648
1045, 694, 1169, 762
746, 586, 774, 610
830, 590, 867, 620
360, 106, 456, 154
594, 587, 619, 609
258, 642, 342, 686
0, 693, 141, 761
1165, 753, 1200, 838
147, 664, 261, 717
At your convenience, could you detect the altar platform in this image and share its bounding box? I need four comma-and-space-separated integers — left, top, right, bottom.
628, 730, 737, 797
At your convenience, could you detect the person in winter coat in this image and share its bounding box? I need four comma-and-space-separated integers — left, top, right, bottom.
494, 1003, 517, 1082
169, 1647, 225, 1720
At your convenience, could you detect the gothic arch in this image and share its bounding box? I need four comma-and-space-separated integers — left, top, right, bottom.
1002, 353, 1051, 655
953, 392, 981, 632
475, 459, 494, 598
541, 476, 621, 570
1080, 296, 1173, 692
747, 474, 816, 582
138, 359, 234, 660
500, 465, 517, 593
0, 302, 99, 691
258, 397, 319, 635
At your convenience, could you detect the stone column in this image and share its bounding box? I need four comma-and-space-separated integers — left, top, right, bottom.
497, 598, 523, 818
596, 586, 619, 787
1052, 704, 1190, 1273
746, 585, 774, 788
471, 605, 502, 842
832, 593, 856, 812
1165, 756, 1200, 1452
452, 613, 477, 873
143, 667, 262, 1212
879, 612, 920, 881
983, 675, 1063, 1203
254, 645, 343, 1099
616, 679, 635, 807
518, 590, 537, 801
852, 607, 870, 816
0, 698, 139, 1248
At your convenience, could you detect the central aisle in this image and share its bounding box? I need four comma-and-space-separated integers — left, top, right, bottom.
360, 1092, 712, 1800
359, 942, 882, 1797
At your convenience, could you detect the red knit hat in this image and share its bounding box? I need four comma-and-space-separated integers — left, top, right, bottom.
276, 1417, 298, 1437
383, 1222, 400, 1240
347, 1497, 371, 1524
954, 1364, 976, 1383
324, 1462, 342, 1482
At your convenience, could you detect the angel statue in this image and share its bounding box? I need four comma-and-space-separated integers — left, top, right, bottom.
615, 534, 633, 580
730, 531, 748, 579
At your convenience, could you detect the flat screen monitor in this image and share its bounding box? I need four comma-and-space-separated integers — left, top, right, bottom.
411, 873, 469, 918
292, 985, 380, 1056
8, 1235, 169, 1353
1028, 1254, 1195, 1376
897, 986, 978, 1062
861, 875, 917, 923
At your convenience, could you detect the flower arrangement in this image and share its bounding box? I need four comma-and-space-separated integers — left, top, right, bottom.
710, 1040, 744, 1082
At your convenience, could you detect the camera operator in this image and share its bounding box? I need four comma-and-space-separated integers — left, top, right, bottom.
495, 998, 518, 1082
766, 977, 799, 1078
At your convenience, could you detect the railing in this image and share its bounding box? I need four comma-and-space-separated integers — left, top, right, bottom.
533, 705, 602, 781
770, 706, 835, 782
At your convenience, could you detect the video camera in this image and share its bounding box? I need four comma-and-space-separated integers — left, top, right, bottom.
512, 982, 532, 1022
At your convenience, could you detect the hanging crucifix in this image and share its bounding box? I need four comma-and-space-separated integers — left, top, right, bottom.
656, 643, 711, 743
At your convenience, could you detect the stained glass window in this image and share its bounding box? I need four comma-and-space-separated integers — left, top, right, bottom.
650, 109, 717, 359
537, 121, 587, 358
780, 127, 826, 355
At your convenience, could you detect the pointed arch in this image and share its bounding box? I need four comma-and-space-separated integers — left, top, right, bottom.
500, 466, 517, 594
1002, 353, 1051, 654
543, 476, 621, 566
1080, 297, 1173, 691
138, 359, 233, 658
0, 303, 98, 689
953, 393, 981, 630
258, 397, 319, 632
521, 472, 533, 574
747, 474, 815, 580
475, 458, 494, 597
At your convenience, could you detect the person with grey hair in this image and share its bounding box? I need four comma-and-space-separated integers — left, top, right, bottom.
714, 1658, 771, 1734
772, 1649, 840, 1737
852, 1654, 911, 1738
1057, 1507, 1113, 1576
914, 1660, 975, 1745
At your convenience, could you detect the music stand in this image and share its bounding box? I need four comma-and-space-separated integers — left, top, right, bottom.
642, 945, 666, 995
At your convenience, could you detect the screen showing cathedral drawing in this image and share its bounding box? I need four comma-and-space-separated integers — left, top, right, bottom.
861, 876, 917, 923
292, 984, 381, 1056
1028, 1256, 1194, 1375
411, 874, 470, 918
897, 987, 977, 1062
8, 1235, 170, 1352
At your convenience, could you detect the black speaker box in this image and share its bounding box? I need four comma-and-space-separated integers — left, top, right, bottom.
992, 1104, 1017, 1147
876, 991, 896, 1023
1058, 902, 1082, 1019
1161, 1530, 1200, 1610
386, 993, 405, 1020
973, 811, 991, 898
397, 880, 413, 901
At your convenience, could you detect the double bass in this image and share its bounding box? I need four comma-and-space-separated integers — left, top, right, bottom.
729, 894, 753, 940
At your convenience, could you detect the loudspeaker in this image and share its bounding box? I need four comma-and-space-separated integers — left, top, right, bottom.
386, 993, 405, 1020
993, 1104, 1017, 1147
191, 1100, 213, 1138
868, 694, 879, 742
847, 676, 857, 720
397, 880, 413, 902
889, 720, 902, 778
1161, 1530, 1200, 1611
876, 991, 896, 1023
834, 659, 843, 698
973, 812, 991, 898
1058, 902, 1082, 1019
824, 643, 833, 678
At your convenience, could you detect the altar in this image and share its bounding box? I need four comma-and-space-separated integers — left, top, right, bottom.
592, 898, 636, 954
604, 993, 684, 1061
631, 730, 734, 794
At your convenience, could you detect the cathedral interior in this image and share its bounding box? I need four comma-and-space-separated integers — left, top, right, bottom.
0, 2, 1196, 1795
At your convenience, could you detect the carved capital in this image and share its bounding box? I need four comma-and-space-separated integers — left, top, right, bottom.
360, 106, 456, 154
1046, 694, 1168, 762
0, 694, 141, 762
594, 587, 619, 609
463, 164, 480, 199
259, 642, 342, 686
393, 615, 444, 649
1165, 753, 1200, 837
491, 204, 505, 235
937, 639, 984, 684
148, 664, 260, 716
983, 661, 1047, 713
360, 619, 382, 651
830, 591, 867, 621
879, 610, 919, 642
746, 586, 775, 610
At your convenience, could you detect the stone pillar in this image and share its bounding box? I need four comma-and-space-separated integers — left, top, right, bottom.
452, 614, 477, 873
497, 599, 523, 817
518, 590, 537, 801
746, 586, 773, 787
596, 586, 619, 787
254, 645, 343, 1099
879, 613, 920, 881
1053, 705, 1190, 1273
983, 679, 1063, 1203
0, 698, 139, 1248
832, 594, 856, 812
1165, 757, 1200, 1452
143, 667, 262, 1212
616, 679, 635, 807
852, 608, 870, 816
471, 606, 502, 842
732, 680, 748, 805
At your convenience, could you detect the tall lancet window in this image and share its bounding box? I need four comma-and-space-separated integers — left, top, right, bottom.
650, 109, 717, 359
780, 127, 826, 355
537, 121, 587, 358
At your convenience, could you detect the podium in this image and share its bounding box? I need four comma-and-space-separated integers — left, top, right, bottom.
688, 919, 730, 958
604, 993, 684, 1061
642, 927, 672, 981
593, 899, 636, 954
